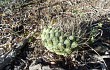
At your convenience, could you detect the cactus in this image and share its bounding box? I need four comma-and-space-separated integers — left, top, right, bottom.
41, 26, 78, 56
41, 22, 102, 56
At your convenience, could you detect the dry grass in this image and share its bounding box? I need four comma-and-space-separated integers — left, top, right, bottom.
0, 0, 110, 69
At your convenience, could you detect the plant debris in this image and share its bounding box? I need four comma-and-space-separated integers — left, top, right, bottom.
0, 0, 110, 70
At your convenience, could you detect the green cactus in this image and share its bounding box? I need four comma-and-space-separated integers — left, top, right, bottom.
52, 37, 59, 45
41, 26, 78, 56
49, 29, 55, 39
71, 42, 78, 48
64, 39, 71, 48
59, 36, 64, 43
69, 35, 74, 40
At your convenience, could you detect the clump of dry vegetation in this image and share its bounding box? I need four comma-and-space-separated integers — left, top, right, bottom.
0, 0, 110, 70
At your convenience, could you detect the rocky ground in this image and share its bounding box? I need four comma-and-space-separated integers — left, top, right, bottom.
0, 0, 110, 70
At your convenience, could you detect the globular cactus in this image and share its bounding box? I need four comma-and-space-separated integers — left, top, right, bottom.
39, 4, 102, 56
41, 26, 78, 56
41, 22, 102, 56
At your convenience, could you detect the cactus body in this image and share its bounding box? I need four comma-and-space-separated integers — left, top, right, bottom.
41, 26, 78, 56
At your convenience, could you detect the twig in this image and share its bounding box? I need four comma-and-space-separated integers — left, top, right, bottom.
84, 43, 108, 69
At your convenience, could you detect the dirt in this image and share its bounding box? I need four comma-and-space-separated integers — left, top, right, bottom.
0, 0, 110, 70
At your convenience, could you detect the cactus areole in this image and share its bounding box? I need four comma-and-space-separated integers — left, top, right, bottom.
41, 26, 78, 56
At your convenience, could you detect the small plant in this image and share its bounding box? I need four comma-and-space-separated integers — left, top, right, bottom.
41, 26, 78, 56
89, 23, 103, 44
41, 22, 103, 56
